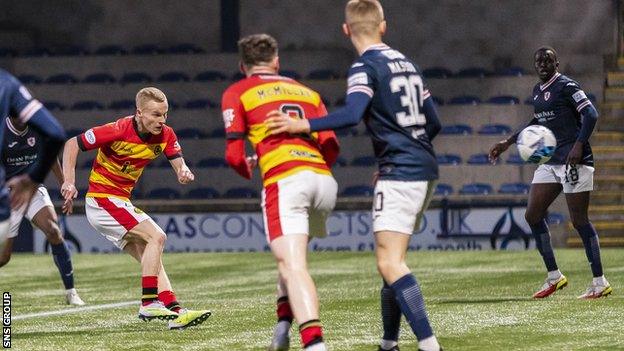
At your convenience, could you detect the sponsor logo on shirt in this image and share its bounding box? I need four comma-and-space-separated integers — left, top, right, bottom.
222, 108, 235, 128
7, 142, 17, 148
85, 129, 96, 144
534, 110, 555, 122
27, 137, 35, 147
572, 90, 587, 103
348, 72, 369, 88
544, 92, 550, 101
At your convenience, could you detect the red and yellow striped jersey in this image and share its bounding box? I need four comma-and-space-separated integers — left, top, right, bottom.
77, 116, 182, 200
221, 74, 339, 186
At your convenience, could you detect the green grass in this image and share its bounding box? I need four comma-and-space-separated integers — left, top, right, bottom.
2, 249, 624, 350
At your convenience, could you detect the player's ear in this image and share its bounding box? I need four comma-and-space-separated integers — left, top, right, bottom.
342, 23, 350, 37
273, 56, 280, 72
239, 61, 246, 75
379, 20, 387, 36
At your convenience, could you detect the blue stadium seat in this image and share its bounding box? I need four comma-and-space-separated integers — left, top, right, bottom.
431, 96, 444, 106
467, 153, 490, 165
498, 182, 530, 194
187, 187, 220, 199
167, 43, 205, 54
18, 74, 42, 84
44, 101, 66, 111
194, 70, 228, 82
22, 47, 51, 57
307, 69, 340, 80
209, 128, 226, 138
109, 99, 135, 110
440, 124, 472, 135
351, 156, 376, 167
506, 154, 524, 165
0, 48, 17, 57
456, 67, 490, 78
45, 74, 78, 84
448, 95, 481, 105
82, 73, 116, 84
334, 127, 358, 137
176, 128, 206, 139
52, 45, 88, 56
524, 96, 535, 105
147, 187, 181, 199
459, 183, 493, 195
231, 72, 245, 81
487, 95, 520, 105
495, 67, 525, 77
66, 128, 84, 138
224, 187, 259, 199
334, 97, 346, 106
185, 99, 216, 109
120, 72, 152, 85
334, 157, 348, 167
280, 70, 301, 79
71, 101, 105, 111
157, 71, 190, 82
437, 154, 462, 165
478, 124, 512, 135
78, 187, 89, 197
422, 67, 453, 79
131, 44, 163, 55
546, 212, 565, 225
197, 157, 228, 168
341, 185, 374, 197
94, 45, 127, 56
434, 183, 453, 196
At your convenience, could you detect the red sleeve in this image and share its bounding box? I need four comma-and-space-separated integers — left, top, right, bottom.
164, 129, 182, 159
313, 102, 340, 167
222, 88, 251, 179
77, 121, 123, 151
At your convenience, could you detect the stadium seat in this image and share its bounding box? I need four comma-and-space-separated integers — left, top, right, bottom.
487, 95, 520, 105
66, 128, 84, 138
157, 71, 190, 82
440, 124, 472, 135
52, 45, 88, 56
82, 73, 116, 84
467, 153, 490, 165
18, 74, 43, 84
108, 99, 136, 110
45, 73, 78, 84
147, 187, 181, 199
94, 45, 127, 56
120, 72, 152, 85
307, 69, 340, 80
186, 187, 220, 199
0, 48, 17, 57
478, 124, 512, 135
524, 96, 535, 105
208, 128, 226, 138
341, 185, 374, 197
448, 95, 481, 105
224, 187, 259, 199
436, 154, 462, 165
168, 100, 180, 110
422, 67, 453, 79
334, 127, 358, 137
431, 96, 444, 106
194, 70, 228, 81
334, 97, 346, 106
71, 100, 105, 111
459, 183, 493, 195
231, 72, 245, 81
546, 212, 566, 225
167, 43, 205, 54
280, 70, 301, 79
495, 67, 525, 76
434, 183, 453, 196
43, 101, 66, 111
131, 44, 163, 55
22, 47, 51, 57
176, 128, 206, 139
185, 99, 216, 109
197, 157, 229, 168
506, 153, 524, 165
154, 159, 173, 168
498, 182, 530, 194
351, 156, 376, 167
334, 157, 348, 167
456, 67, 490, 78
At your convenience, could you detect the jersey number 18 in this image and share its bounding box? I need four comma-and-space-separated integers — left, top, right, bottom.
390, 75, 426, 127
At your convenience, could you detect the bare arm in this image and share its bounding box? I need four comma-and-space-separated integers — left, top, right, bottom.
51, 158, 64, 187
169, 157, 194, 184
61, 137, 80, 214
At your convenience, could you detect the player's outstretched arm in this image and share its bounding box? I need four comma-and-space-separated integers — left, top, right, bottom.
169, 157, 195, 184
61, 137, 80, 214
488, 138, 514, 164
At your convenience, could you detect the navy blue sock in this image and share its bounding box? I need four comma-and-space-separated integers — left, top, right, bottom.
51, 242, 74, 289
390, 274, 433, 341
529, 220, 558, 272
381, 281, 401, 341
575, 222, 603, 277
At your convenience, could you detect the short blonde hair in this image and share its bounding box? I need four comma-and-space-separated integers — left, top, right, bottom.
345, 0, 384, 36
136, 87, 167, 109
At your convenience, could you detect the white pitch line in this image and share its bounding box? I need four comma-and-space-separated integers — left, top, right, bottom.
13, 300, 138, 320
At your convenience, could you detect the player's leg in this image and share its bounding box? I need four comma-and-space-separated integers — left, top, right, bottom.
268, 274, 293, 351
0, 237, 14, 268
1, 199, 27, 268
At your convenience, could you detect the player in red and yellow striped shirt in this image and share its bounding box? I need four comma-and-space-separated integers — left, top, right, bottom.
222, 34, 339, 351
61, 87, 210, 329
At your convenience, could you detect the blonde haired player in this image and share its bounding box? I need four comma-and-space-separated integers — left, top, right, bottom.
222, 34, 339, 351
62, 87, 210, 329
267, 1, 443, 350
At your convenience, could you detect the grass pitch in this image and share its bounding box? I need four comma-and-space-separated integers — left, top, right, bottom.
2, 249, 624, 350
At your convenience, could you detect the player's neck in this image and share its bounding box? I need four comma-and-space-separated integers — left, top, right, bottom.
246, 66, 278, 77
352, 36, 384, 56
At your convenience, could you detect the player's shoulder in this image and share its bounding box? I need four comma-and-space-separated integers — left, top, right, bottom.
558, 74, 582, 89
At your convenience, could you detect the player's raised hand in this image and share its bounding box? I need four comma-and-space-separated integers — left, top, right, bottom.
177, 165, 195, 184
265, 110, 311, 135
488, 139, 511, 164
7, 174, 38, 210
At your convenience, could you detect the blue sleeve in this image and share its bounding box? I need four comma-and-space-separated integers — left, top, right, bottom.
309, 93, 371, 132
422, 97, 441, 140
561, 81, 598, 143
577, 104, 598, 143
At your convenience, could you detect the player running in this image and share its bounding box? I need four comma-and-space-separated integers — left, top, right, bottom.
489, 47, 611, 299
266, 1, 443, 350
0, 69, 66, 247
0, 115, 84, 305
61, 87, 211, 329
222, 34, 339, 351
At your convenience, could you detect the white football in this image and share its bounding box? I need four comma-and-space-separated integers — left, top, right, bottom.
516, 125, 557, 164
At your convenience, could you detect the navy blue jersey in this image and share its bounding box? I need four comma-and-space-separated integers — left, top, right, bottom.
531, 73, 594, 165
2, 118, 41, 180
346, 44, 438, 181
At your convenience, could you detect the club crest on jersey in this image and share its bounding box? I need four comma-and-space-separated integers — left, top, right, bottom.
544, 92, 550, 101
154, 145, 162, 155
27, 137, 36, 147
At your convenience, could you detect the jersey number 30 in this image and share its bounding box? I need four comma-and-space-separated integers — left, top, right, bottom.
390, 75, 426, 127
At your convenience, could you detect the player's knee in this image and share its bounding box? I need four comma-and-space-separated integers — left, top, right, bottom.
376, 257, 401, 278
277, 259, 308, 279
524, 211, 544, 226
571, 217, 590, 230
43, 224, 64, 245
0, 255, 11, 268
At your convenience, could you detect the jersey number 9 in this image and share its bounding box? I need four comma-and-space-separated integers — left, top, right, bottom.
390, 75, 426, 128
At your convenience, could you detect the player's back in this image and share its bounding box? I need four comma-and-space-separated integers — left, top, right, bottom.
349, 44, 438, 181
222, 74, 334, 186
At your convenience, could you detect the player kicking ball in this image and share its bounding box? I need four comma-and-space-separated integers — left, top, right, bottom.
266, 1, 443, 350
61, 87, 211, 329
0, 115, 84, 305
489, 47, 612, 299
222, 34, 339, 351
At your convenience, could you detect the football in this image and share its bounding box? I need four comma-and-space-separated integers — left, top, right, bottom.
516, 125, 557, 164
